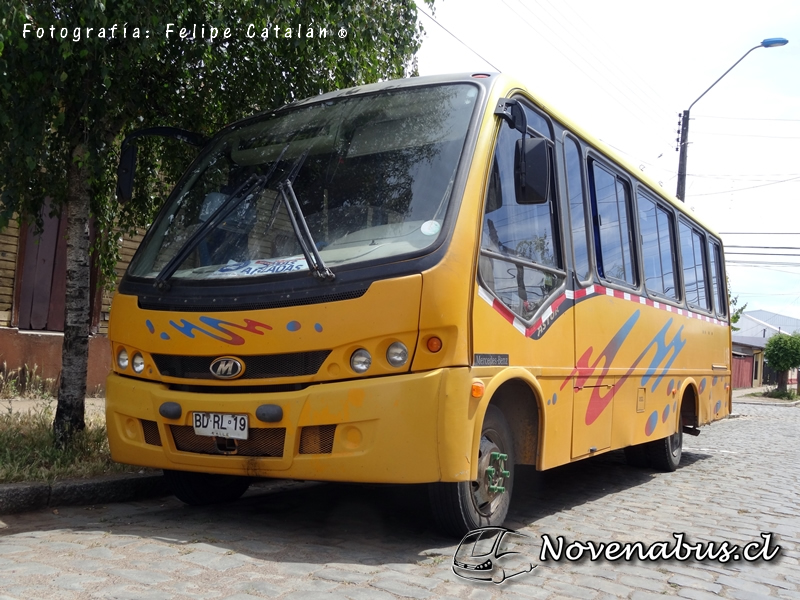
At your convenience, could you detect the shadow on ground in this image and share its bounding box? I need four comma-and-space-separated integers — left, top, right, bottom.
0, 447, 712, 572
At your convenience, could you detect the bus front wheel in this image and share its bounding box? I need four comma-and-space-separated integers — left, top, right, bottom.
163, 470, 252, 506
429, 405, 515, 537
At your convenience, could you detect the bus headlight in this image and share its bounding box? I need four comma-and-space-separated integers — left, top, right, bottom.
350, 349, 372, 373
132, 353, 145, 374
386, 342, 408, 367
117, 348, 129, 370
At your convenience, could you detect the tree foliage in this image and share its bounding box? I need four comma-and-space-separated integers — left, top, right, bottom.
1, 0, 429, 279
763, 333, 800, 392
0, 0, 431, 443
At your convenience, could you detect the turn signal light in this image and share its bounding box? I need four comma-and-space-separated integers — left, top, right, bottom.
471, 381, 485, 398
426, 336, 443, 353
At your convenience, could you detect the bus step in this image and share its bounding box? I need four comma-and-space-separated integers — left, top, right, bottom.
682, 426, 701, 437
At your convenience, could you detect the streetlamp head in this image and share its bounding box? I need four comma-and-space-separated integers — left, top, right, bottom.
761, 38, 788, 48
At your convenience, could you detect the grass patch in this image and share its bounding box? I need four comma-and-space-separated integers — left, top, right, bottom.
764, 388, 798, 401
0, 397, 135, 484
0, 362, 58, 400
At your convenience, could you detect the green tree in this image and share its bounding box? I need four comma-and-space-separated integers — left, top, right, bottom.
0, 0, 430, 444
763, 333, 800, 393
727, 277, 746, 331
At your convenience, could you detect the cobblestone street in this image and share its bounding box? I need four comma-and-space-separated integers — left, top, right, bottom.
1, 402, 798, 600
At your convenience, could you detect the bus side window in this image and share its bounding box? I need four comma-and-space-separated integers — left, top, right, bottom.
638, 192, 678, 300
588, 161, 636, 287
708, 239, 727, 318
479, 123, 565, 321
564, 136, 590, 283
679, 221, 711, 311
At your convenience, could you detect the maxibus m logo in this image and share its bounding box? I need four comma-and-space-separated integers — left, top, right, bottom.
561, 310, 687, 425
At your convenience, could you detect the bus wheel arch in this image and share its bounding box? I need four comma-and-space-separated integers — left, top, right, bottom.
428, 375, 544, 536
429, 404, 515, 536
488, 378, 543, 466
680, 381, 699, 428
647, 384, 697, 472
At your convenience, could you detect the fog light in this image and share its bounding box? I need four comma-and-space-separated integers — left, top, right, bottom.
350, 349, 372, 373
386, 342, 408, 367
132, 353, 145, 373
117, 348, 129, 370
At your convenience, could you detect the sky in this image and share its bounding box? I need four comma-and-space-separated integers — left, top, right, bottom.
414, 0, 800, 323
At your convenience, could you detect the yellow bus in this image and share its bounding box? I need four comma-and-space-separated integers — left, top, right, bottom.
107, 73, 732, 535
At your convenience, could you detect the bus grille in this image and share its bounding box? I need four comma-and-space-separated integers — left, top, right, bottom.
299, 425, 337, 454
152, 351, 331, 380
142, 420, 162, 446
170, 426, 286, 457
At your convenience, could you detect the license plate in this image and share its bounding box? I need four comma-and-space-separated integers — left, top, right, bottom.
192, 413, 249, 440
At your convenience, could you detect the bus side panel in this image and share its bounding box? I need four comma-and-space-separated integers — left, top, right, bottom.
573, 293, 731, 450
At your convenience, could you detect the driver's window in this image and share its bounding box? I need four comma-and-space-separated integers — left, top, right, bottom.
479, 119, 564, 321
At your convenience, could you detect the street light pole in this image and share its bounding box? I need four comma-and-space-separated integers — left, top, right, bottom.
675, 37, 788, 201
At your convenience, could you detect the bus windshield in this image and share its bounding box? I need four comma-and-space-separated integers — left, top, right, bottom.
128, 83, 479, 281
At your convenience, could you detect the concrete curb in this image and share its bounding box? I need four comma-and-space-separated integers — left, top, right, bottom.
0, 473, 168, 515
733, 399, 800, 407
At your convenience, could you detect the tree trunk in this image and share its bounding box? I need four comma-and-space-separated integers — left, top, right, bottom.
53, 145, 92, 446
777, 370, 788, 394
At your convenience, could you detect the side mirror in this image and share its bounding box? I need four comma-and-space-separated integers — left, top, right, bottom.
514, 137, 550, 205
116, 142, 136, 203
115, 127, 209, 204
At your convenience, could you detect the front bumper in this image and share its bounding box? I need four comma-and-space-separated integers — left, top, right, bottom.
106, 367, 474, 483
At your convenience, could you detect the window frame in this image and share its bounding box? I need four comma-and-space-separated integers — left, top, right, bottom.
707, 236, 728, 320
636, 187, 681, 305
587, 155, 639, 291
477, 96, 567, 324
562, 133, 595, 288
677, 217, 713, 314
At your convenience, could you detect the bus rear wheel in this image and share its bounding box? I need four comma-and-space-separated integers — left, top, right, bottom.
163, 470, 252, 506
429, 405, 515, 537
646, 426, 683, 472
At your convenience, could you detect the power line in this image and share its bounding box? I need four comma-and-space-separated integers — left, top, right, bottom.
539, 0, 674, 119
416, 5, 501, 71
727, 246, 800, 250
692, 131, 800, 140
694, 115, 800, 122
727, 260, 800, 267
690, 175, 800, 196
523, 0, 674, 126
496, 0, 672, 144
726, 252, 800, 257
687, 173, 800, 181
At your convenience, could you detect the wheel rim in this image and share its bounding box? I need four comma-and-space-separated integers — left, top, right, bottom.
470, 430, 510, 518
667, 426, 682, 458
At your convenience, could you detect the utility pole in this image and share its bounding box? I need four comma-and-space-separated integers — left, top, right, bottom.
675, 109, 691, 202
675, 38, 788, 202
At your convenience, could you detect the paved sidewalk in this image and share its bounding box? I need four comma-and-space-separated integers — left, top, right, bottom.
732, 385, 800, 406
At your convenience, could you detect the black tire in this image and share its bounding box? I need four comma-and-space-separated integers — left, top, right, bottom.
163, 470, 252, 506
429, 405, 515, 537
646, 426, 683, 472
623, 444, 650, 468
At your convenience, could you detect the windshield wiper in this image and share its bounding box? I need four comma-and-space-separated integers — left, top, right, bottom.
153, 174, 267, 290
278, 150, 335, 281
153, 145, 290, 290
